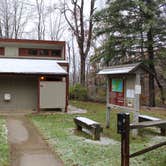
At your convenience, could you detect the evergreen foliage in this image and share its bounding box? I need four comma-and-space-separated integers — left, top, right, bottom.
93, 0, 166, 64
93, 0, 166, 105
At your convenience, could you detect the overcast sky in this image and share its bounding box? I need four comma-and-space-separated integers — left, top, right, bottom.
22, 0, 106, 40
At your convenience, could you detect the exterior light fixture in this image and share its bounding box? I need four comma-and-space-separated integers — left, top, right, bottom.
40, 76, 45, 80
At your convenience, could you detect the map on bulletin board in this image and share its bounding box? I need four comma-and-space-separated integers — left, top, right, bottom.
112, 79, 123, 92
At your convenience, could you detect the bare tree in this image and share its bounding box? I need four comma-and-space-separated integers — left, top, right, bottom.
67, 33, 78, 85
71, 34, 77, 85
0, 0, 30, 39
12, 0, 27, 39
0, 0, 11, 38
47, 6, 66, 41
35, 0, 46, 40
0, 20, 3, 38
62, 0, 96, 86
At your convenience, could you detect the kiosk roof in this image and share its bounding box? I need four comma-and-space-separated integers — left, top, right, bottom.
98, 63, 151, 75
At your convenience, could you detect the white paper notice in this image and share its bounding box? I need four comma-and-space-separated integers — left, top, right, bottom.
126, 89, 135, 98
135, 85, 141, 94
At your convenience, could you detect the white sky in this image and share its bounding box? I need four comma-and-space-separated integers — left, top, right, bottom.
23, 0, 106, 40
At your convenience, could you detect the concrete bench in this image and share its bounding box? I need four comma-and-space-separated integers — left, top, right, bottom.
139, 115, 166, 136
74, 117, 103, 140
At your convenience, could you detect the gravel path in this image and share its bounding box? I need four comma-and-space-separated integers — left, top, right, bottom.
6, 115, 63, 166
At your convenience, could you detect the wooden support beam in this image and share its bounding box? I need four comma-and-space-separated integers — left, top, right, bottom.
106, 106, 111, 128
133, 72, 141, 136
130, 120, 166, 129
130, 141, 166, 158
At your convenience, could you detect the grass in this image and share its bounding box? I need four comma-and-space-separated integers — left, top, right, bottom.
0, 117, 9, 166
30, 100, 166, 166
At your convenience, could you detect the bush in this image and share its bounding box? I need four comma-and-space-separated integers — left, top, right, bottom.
69, 84, 88, 101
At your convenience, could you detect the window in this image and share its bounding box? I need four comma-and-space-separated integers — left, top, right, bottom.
51, 49, 61, 57
46, 76, 62, 81
0, 47, 4, 55
28, 49, 37, 56
39, 49, 49, 56
19, 48, 62, 57
19, 48, 28, 56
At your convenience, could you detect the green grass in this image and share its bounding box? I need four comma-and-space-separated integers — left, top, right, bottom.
0, 117, 9, 166
30, 100, 166, 166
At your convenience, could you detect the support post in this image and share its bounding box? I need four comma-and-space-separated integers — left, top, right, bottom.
117, 113, 130, 166
37, 76, 40, 113
106, 106, 111, 128
133, 72, 141, 136
106, 77, 111, 128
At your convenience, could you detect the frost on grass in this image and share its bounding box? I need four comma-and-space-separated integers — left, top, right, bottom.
31, 113, 166, 166
43, 127, 120, 166
0, 118, 9, 166
84, 136, 119, 145
130, 134, 166, 166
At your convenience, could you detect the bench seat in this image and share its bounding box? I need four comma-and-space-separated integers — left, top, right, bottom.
139, 115, 160, 121
139, 114, 166, 136
74, 117, 103, 140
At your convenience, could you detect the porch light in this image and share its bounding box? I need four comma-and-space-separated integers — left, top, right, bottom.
40, 76, 45, 80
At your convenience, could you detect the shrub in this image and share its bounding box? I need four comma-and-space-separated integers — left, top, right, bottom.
69, 84, 88, 101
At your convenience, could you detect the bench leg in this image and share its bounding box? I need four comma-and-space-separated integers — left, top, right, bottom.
76, 125, 82, 131
160, 128, 166, 136
92, 127, 100, 140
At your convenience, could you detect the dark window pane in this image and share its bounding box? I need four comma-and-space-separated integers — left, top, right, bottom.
28, 49, 37, 56
0, 47, 4, 55
51, 49, 61, 57
46, 76, 62, 81
39, 49, 49, 56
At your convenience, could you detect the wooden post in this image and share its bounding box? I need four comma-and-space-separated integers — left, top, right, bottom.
106, 76, 110, 105
117, 113, 130, 166
37, 76, 40, 113
106, 106, 111, 128
106, 77, 111, 128
133, 72, 141, 136
161, 128, 166, 136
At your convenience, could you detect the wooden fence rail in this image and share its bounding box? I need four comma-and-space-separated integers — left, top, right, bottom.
117, 113, 166, 166
130, 120, 166, 129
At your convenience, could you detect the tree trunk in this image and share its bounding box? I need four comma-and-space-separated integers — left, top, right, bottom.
153, 69, 165, 104
80, 55, 86, 86
147, 28, 155, 107
72, 36, 76, 85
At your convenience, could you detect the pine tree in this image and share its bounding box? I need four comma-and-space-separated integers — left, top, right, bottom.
93, 0, 166, 106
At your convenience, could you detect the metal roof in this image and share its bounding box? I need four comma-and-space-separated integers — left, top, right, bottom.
98, 63, 148, 75
0, 58, 67, 75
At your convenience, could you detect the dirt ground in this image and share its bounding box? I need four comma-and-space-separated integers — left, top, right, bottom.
141, 106, 166, 116
6, 115, 63, 166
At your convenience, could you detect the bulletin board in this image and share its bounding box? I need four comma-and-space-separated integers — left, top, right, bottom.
109, 78, 124, 106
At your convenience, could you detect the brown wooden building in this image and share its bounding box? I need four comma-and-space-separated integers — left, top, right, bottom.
0, 39, 69, 112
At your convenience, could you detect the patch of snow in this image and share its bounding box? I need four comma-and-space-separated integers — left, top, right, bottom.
149, 136, 166, 145
0, 58, 67, 75
68, 105, 87, 114
84, 137, 119, 146
76, 117, 98, 125
2, 124, 8, 142
139, 115, 160, 121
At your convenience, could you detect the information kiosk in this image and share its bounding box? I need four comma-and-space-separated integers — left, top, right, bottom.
98, 63, 152, 130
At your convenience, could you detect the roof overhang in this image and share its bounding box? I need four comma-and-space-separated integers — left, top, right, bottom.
0, 58, 67, 75
98, 63, 152, 75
